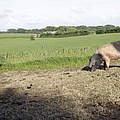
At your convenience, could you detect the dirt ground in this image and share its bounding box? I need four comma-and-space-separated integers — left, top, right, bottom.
0, 64, 120, 120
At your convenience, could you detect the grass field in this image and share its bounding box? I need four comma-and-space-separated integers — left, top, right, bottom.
0, 33, 120, 70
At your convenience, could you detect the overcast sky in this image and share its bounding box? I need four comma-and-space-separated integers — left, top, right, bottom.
0, 0, 120, 30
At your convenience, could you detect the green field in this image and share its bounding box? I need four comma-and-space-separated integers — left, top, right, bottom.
0, 33, 120, 70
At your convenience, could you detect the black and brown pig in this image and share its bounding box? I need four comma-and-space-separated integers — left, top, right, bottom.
88, 41, 120, 71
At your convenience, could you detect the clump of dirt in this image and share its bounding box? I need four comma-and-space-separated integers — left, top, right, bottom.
0, 66, 120, 119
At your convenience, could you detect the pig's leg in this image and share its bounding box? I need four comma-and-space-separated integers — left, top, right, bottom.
103, 60, 106, 70
104, 58, 110, 70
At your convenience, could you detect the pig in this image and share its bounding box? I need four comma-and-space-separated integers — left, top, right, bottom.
88, 41, 120, 71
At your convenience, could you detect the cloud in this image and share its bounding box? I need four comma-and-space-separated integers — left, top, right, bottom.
107, 15, 120, 25
0, 0, 120, 30
0, 10, 11, 30
71, 6, 88, 14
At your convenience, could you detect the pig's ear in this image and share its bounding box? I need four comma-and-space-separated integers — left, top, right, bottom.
89, 56, 92, 61
97, 53, 103, 60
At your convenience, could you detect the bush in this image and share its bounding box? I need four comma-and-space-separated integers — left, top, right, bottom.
30, 35, 35, 40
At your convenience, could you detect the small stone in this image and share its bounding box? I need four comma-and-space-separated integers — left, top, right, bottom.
106, 75, 110, 78
27, 86, 31, 89
63, 72, 70, 75
23, 78, 26, 80
68, 75, 72, 77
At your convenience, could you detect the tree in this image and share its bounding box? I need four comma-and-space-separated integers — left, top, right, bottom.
7, 29, 17, 33
17, 28, 26, 33
96, 29, 106, 34
44, 26, 57, 31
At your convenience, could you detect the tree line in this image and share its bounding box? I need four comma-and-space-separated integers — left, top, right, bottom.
3, 25, 120, 37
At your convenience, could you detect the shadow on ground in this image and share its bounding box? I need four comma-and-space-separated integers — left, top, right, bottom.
110, 65, 120, 68
0, 88, 120, 120
82, 95, 120, 120
82, 65, 120, 71
0, 88, 79, 120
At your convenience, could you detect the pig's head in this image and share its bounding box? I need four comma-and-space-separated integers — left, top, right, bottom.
88, 53, 103, 71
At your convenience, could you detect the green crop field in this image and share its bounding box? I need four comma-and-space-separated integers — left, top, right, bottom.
0, 33, 120, 70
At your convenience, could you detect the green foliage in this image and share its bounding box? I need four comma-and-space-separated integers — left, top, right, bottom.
6, 25, 120, 38
30, 35, 35, 40
43, 26, 58, 31
96, 29, 106, 34
7, 29, 17, 33
17, 28, 26, 33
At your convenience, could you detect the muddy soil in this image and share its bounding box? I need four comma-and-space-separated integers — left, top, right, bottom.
0, 65, 120, 120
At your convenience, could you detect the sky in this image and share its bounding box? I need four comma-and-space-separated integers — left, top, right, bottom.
0, 0, 120, 31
